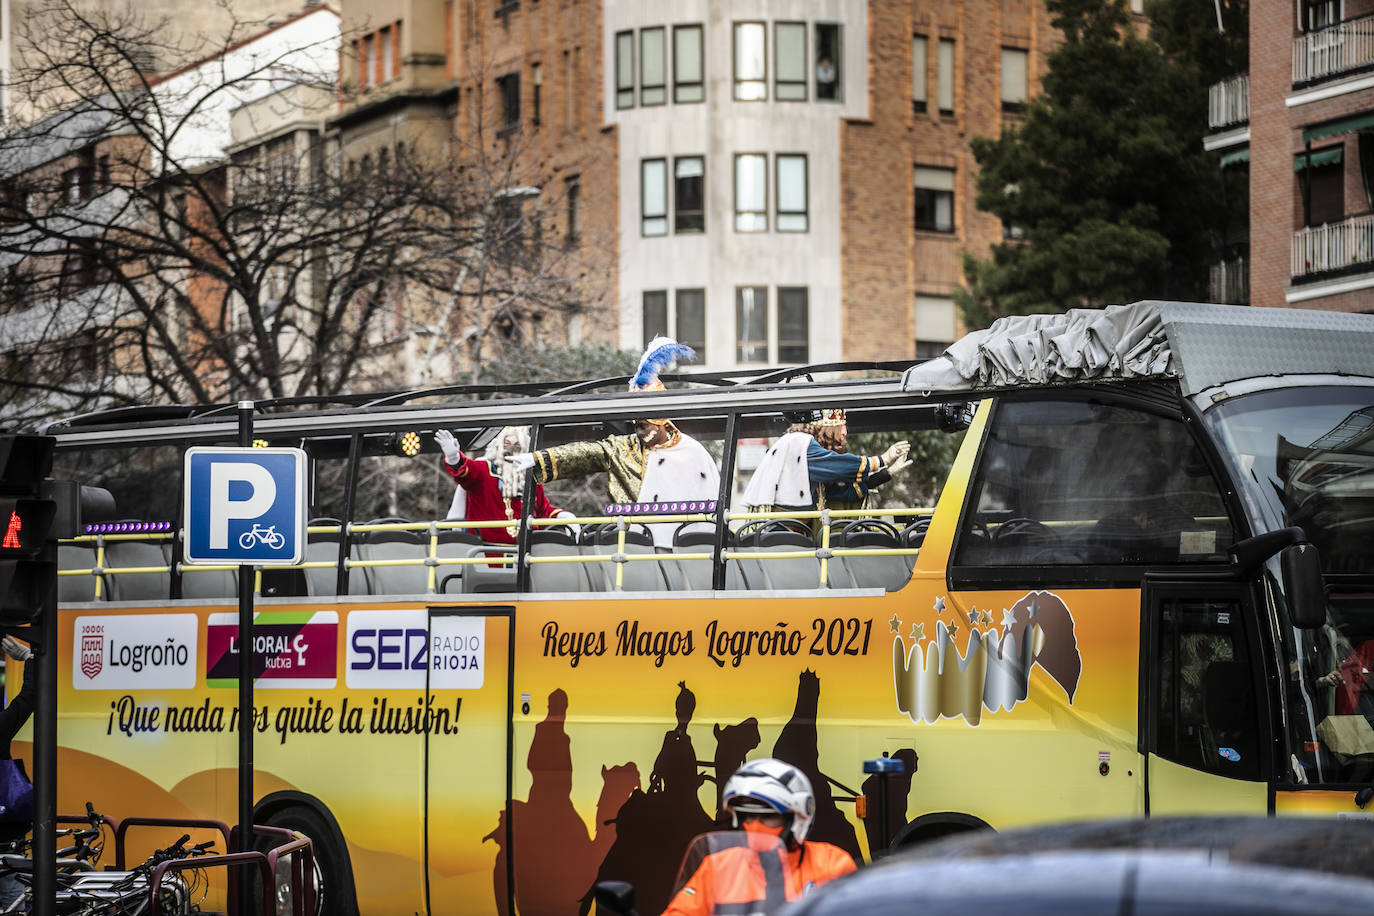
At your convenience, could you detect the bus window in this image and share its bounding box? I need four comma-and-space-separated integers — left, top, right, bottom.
527, 414, 727, 593
1289, 589, 1374, 784
1154, 596, 1261, 780
955, 398, 1235, 573
731, 402, 964, 591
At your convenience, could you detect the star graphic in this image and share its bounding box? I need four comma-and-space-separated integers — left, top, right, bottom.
1001, 607, 1018, 628
965, 607, 982, 626
889, 613, 901, 634
909, 622, 924, 641
947, 623, 959, 642
1027, 598, 1040, 620
933, 596, 946, 615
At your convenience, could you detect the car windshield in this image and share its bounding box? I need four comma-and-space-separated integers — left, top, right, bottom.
1204, 385, 1374, 576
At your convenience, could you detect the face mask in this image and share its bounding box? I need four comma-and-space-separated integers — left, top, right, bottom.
741, 819, 786, 839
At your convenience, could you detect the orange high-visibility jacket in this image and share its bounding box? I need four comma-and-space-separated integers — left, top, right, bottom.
662, 840, 856, 916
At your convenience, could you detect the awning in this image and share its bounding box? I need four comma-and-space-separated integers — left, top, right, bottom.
1294, 146, 1343, 171
1302, 111, 1374, 143
1219, 148, 1250, 168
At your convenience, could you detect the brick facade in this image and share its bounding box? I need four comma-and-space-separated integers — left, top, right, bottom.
841, 0, 1058, 360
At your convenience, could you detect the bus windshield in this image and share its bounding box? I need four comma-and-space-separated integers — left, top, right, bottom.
1204, 385, 1374, 577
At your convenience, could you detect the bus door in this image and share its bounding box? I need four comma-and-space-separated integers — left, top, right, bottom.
423, 606, 515, 916
1142, 578, 1271, 814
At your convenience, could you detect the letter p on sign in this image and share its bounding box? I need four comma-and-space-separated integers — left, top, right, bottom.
184, 447, 307, 565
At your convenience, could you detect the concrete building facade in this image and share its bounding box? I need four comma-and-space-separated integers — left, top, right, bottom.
332, 0, 1059, 371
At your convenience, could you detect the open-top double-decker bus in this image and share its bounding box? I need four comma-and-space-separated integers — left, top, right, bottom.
21, 301, 1374, 915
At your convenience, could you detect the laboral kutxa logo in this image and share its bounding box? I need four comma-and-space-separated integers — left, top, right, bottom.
206, 610, 338, 689
73, 615, 198, 690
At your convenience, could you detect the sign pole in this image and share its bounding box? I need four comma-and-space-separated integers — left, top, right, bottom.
236, 401, 255, 912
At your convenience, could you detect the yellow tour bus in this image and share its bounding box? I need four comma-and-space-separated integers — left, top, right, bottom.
21, 301, 1374, 915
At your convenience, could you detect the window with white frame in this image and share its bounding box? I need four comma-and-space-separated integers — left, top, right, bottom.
914, 166, 955, 233
736, 286, 769, 362
777, 287, 809, 363
381, 25, 394, 82
915, 294, 957, 360
775, 22, 806, 100
642, 158, 667, 236
735, 154, 768, 232
643, 290, 668, 343
815, 23, 842, 101
674, 25, 704, 103
734, 22, 767, 101
1001, 47, 1028, 112
674, 156, 705, 232
912, 35, 927, 112
776, 154, 807, 232
616, 31, 634, 108
676, 289, 706, 357
937, 38, 955, 114
644, 288, 707, 358
641, 27, 666, 106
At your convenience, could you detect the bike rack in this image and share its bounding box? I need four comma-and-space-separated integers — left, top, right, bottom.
95, 816, 313, 916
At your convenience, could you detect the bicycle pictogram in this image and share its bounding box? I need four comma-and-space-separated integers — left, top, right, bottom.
238, 523, 285, 550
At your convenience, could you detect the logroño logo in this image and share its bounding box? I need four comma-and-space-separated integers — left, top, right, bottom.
72, 615, 198, 691
80, 625, 103, 679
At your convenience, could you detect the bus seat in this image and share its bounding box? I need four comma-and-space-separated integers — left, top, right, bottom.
179, 563, 238, 600
58, 544, 102, 602
103, 538, 171, 601
529, 527, 591, 594
582, 524, 666, 592
901, 517, 930, 574
434, 530, 516, 594
357, 523, 429, 595
304, 519, 366, 596
831, 520, 910, 591
671, 523, 717, 591
735, 520, 821, 590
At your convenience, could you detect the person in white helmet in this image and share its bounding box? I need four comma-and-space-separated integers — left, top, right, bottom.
662, 758, 856, 915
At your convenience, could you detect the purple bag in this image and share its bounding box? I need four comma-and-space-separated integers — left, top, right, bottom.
0, 759, 33, 823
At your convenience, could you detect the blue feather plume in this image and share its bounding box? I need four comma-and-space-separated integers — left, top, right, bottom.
632, 336, 696, 390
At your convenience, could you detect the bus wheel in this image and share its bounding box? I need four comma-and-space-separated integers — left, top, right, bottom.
258, 803, 360, 916
890, 812, 993, 851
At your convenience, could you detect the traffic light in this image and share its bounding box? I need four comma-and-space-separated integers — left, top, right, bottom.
0, 435, 56, 624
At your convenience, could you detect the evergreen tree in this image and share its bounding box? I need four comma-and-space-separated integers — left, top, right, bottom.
957, 0, 1236, 327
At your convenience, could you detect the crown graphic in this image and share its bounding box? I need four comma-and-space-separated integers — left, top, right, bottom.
892, 591, 1079, 726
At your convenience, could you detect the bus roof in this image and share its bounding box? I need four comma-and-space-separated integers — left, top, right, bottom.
902, 301, 1374, 397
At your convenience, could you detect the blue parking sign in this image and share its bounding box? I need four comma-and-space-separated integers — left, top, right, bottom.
183, 447, 307, 565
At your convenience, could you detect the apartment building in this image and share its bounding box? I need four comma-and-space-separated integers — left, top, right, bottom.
1209, 0, 1374, 309
333, 0, 1057, 370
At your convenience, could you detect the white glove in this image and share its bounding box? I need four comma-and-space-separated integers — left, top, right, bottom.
505, 452, 536, 473
555, 510, 580, 538
435, 429, 463, 465
2, 637, 31, 662
881, 441, 910, 465
887, 455, 913, 475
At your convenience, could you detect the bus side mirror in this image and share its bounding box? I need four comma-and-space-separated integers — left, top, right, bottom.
1282, 542, 1326, 629
594, 881, 638, 916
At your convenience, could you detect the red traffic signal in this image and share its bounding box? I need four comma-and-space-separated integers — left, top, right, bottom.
0, 499, 56, 557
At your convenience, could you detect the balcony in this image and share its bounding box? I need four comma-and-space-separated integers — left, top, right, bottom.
1292, 212, 1374, 280
1294, 14, 1374, 85
1208, 256, 1249, 304
1208, 75, 1249, 130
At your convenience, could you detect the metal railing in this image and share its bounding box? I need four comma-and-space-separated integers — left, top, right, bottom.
59, 509, 933, 595
1292, 212, 1374, 278
1208, 256, 1249, 304
1294, 13, 1374, 83
1208, 74, 1249, 129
